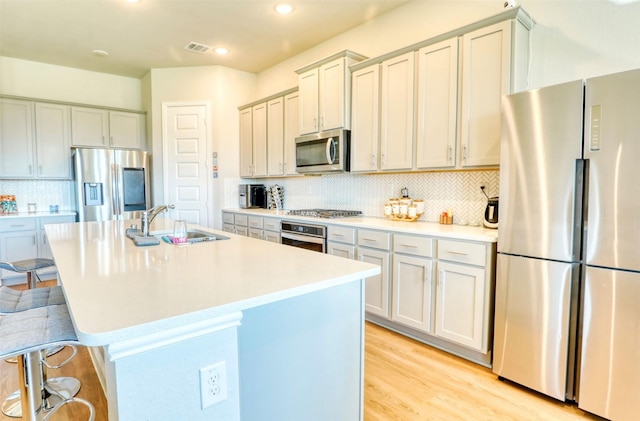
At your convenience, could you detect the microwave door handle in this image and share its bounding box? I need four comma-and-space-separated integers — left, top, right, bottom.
326, 138, 336, 164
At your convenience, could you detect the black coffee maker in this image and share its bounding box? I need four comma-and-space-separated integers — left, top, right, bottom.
481, 186, 499, 229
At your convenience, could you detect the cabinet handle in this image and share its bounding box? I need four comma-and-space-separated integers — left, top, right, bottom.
331, 233, 344, 237
11, 224, 26, 227
283, 163, 288, 173
39, 165, 43, 174
400, 243, 417, 248
447, 250, 468, 256
28, 164, 33, 175
462, 145, 468, 162
370, 153, 375, 166
363, 238, 377, 242
448, 146, 453, 161
314, 118, 318, 130
320, 116, 324, 129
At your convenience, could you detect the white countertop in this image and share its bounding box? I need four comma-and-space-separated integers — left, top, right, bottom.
45, 217, 380, 346
225, 209, 499, 243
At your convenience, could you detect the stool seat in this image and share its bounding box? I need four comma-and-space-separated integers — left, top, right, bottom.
0, 304, 94, 420
0, 286, 66, 314
0, 258, 55, 273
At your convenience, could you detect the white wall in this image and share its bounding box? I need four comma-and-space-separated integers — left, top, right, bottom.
0, 56, 142, 109
255, 0, 640, 99
145, 65, 257, 228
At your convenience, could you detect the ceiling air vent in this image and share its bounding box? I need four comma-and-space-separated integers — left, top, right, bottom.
184, 42, 212, 54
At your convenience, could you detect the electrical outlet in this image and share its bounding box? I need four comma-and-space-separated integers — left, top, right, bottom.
199, 361, 227, 409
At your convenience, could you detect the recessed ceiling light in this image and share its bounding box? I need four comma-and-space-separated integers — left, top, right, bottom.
125, 0, 141, 3
274, 3, 294, 14
214, 48, 229, 56
92, 50, 109, 57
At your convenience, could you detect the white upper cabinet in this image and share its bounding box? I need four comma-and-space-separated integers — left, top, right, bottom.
460, 20, 512, 167
71, 106, 146, 150
267, 97, 285, 176
35, 102, 72, 179
251, 102, 268, 177
0, 98, 71, 179
0, 98, 36, 178
416, 38, 459, 169
283, 91, 299, 176
297, 51, 366, 135
351, 65, 380, 172
239, 107, 253, 177
380, 51, 415, 171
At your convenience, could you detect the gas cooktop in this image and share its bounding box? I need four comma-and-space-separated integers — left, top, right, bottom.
287, 209, 363, 219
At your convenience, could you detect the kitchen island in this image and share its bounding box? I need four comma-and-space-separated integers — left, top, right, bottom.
44, 217, 380, 420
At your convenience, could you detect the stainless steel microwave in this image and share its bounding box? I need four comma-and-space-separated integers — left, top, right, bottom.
295, 129, 350, 174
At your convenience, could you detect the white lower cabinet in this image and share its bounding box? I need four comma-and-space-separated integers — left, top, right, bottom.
359, 247, 390, 318
328, 242, 355, 259
263, 217, 281, 243
435, 261, 486, 351
391, 254, 434, 332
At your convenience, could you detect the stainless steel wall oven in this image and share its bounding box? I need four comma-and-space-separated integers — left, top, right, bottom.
280, 221, 326, 253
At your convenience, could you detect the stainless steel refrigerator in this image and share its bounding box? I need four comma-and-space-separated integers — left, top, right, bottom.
74, 148, 150, 222
493, 68, 640, 420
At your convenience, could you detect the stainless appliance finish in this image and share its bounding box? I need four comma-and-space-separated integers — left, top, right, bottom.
239, 184, 267, 209
74, 148, 150, 222
280, 221, 326, 253
295, 129, 350, 173
494, 68, 640, 419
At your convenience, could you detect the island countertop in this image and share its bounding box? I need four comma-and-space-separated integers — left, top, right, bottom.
45, 217, 380, 346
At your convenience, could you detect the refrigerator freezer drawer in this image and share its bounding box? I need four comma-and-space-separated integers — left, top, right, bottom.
579, 266, 640, 420
493, 254, 576, 401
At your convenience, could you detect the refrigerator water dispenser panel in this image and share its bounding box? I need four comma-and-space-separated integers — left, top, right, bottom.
84, 183, 104, 206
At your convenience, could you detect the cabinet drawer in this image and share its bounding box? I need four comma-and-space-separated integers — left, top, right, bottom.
222, 212, 234, 224
393, 234, 433, 257
249, 228, 263, 239
328, 225, 356, 245
358, 229, 391, 250
0, 218, 37, 232
437, 239, 486, 267
263, 218, 281, 232
234, 214, 248, 227
248, 216, 263, 229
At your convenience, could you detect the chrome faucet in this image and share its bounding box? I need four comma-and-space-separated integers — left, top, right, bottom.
141, 204, 175, 236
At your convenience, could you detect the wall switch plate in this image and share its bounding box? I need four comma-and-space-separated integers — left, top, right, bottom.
199, 361, 227, 409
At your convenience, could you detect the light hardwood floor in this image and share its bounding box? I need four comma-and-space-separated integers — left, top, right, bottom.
1, 281, 603, 420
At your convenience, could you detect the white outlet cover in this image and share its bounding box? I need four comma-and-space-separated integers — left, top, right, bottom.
199, 361, 227, 409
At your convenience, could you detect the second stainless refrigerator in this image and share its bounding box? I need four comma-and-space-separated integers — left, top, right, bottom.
74, 148, 150, 222
494, 69, 640, 420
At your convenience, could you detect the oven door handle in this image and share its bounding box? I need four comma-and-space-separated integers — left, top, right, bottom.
281, 231, 325, 245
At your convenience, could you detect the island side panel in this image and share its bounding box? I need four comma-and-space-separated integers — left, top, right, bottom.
238, 279, 365, 420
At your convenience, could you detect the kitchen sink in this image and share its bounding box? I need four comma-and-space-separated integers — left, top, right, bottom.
151, 229, 230, 244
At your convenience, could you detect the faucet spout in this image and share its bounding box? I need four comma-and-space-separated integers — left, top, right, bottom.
141, 204, 175, 236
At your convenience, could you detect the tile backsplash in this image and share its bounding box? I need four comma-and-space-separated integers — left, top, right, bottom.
0, 179, 75, 213
257, 170, 499, 226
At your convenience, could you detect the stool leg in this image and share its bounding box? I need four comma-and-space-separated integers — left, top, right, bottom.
21, 351, 45, 421
26, 271, 37, 290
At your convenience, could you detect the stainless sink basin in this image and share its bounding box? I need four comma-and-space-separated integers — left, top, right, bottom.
151, 229, 229, 244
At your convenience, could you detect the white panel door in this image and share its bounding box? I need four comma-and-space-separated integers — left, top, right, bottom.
392, 253, 433, 332
164, 104, 209, 226
350, 65, 380, 172
267, 97, 284, 176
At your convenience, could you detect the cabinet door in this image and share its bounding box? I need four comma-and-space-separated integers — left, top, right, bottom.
249, 228, 264, 240
380, 52, 414, 171
435, 261, 486, 351
0, 99, 35, 178
0, 231, 38, 280
319, 58, 346, 131
392, 254, 433, 332
283, 92, 299, 175
109, 111, 145, 149
298, 68, 319, 135
328, 242, 355, 260
252, 103, 268, 177
239, 107, 253, 177
71, 106, 109, 147
359, 247, 390, 318
351, 65, 380, 172
222, 223, 235, 233
35, 103, 71, 179
264, 231, 281, 244
460, 21, 511, 167
416, 39, 458, 169
267, 97, 284, 176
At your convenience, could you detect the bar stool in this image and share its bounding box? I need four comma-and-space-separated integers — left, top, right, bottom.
0, 259, 81, 418
0, 304, 95, 420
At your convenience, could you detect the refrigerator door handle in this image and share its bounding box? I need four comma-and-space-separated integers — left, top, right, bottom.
572, 159, 587, 262
111, 163, 118, 217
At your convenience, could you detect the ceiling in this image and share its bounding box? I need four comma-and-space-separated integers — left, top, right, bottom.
0, 0, 410, 79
